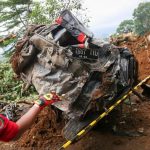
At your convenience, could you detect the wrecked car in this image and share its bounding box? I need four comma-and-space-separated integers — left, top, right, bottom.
11, 10, 137, 139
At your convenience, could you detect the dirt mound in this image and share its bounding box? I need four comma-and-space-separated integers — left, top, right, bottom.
3, 107, 65, 150
15, 108, 65, 150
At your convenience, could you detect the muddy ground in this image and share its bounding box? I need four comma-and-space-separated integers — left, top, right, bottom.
0, 33, 150, 150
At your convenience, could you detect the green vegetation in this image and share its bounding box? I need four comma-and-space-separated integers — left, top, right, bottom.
0, 37, 17, 47
0, 63, 37, 102
133, 2, 150, 35
0, 0, 31, 32
116, 2, 150, 35
0, 0, 87, 32
29, 0, 86, 24
116, 19, 134, 34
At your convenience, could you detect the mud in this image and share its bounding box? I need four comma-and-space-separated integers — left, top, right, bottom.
17, 108, 65, 150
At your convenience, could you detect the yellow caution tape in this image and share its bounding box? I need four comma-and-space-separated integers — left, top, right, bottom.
90, 120, 97, 126
77, 130, 86, 136
62, 141, 72, 149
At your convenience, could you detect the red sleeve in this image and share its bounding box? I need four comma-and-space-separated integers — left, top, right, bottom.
0, 114, 19, 142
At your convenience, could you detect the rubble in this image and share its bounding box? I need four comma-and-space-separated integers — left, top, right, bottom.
109, 32, 138, 45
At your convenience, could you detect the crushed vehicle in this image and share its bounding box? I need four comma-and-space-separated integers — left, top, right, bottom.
11, 10, 138, 140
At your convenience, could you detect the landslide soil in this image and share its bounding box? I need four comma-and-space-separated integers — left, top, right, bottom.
0, 33, 150, 150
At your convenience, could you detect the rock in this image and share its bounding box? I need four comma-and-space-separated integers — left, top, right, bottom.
137, 127, 144, 133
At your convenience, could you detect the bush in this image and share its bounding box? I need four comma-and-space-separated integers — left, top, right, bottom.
0, 63, 37, 102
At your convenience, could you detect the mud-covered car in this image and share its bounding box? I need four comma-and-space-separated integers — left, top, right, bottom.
11, 10, 137, 140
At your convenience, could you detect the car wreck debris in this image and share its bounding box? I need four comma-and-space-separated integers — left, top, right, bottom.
11, 10, 137, 139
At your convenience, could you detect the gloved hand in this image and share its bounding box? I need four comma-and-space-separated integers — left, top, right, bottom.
34, 91, 60, 110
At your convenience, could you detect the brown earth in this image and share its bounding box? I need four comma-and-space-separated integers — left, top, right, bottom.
0, 33, 150, 150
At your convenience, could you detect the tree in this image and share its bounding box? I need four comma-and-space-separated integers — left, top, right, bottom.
116, 19, 134, 34
133, 2, 150, 35
28, 0, 59, 25
0, 0, 88, 32
0, 0, 32, 32
29, 0, 88, 25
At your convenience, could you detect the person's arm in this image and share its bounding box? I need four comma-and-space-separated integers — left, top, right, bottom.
0, 105, 41, 142
0, 92, 60, 142
15, 104, 41, 139
15, 92, 60, 140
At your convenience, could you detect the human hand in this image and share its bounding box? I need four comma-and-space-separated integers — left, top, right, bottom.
35, 91, 60, 110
